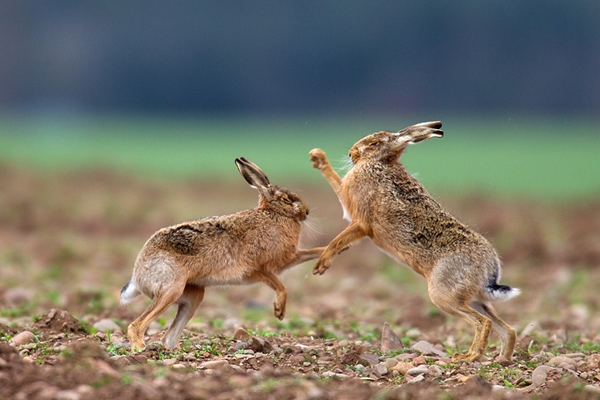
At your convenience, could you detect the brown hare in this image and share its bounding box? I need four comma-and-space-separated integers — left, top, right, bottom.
309, 121, 520, 362
121, 157, 325, 351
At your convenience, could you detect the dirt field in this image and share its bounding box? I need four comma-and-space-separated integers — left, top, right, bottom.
1, 165, 600, 399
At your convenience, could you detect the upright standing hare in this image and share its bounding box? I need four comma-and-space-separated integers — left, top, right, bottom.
309, 121, 520, 362
121, 157, 325, 351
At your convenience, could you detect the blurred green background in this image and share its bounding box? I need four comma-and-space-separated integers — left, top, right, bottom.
1, 2, 599, 200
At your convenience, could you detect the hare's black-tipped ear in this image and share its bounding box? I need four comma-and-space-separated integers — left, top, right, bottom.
235, 157, 271, 192
398, 121, 444, 144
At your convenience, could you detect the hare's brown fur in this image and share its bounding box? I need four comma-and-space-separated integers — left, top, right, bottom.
310, 121, 519, 362
121, 157, 324, 351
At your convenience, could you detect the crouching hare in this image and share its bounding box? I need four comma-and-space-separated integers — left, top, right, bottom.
309, 121, 520, 362
121, 157, 325, 351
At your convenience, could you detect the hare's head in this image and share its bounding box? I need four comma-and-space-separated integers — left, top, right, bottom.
235, 157, 310, 221
348, 121, 443, 164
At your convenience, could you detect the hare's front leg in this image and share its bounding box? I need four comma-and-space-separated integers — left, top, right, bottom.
309, 149, 342, 194
313, 223, 366, 275
250, 271, 288, 320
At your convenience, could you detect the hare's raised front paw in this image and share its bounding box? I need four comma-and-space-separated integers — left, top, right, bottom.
312, 258, 331, 275
309, 149, 328, 170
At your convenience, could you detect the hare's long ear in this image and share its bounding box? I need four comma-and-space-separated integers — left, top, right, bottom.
235, 157, 272, 197
398, 121, 443, 144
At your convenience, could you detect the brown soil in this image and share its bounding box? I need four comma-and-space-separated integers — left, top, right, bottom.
1, 165, 600, 399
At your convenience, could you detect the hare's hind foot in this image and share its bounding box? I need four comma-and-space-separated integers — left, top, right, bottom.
127, 327, 146, 353
451, 352, 484, 363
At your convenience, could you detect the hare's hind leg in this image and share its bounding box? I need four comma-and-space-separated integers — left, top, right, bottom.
127, 282, 186, 352
162, 284, 205, 349
429, 290, 492, 362
471, 301, 516, 361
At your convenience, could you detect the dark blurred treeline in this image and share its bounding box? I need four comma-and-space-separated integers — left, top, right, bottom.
1, 1, 598, 116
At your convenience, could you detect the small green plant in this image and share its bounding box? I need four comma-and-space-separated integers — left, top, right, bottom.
106, 344, 128, 356
195, 340, 222, 357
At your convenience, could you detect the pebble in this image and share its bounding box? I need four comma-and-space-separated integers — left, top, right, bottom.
384, 357, 400, 369
162, 358, 178, 366
546, 356, 577, 367
93, 319, 121, 333
199, 359, 229, 369
532, 366, 551, 387
411, 340, 447, 357
406, 365, 429, 376
322, 371, 348, 379
8, 331, 36, 347
426, 365, 443, 378
233, 327, 252, 341
360, 353, 380, 366
407, 374, 425, 384
391, 360, 413, 375
381, 322, 403, 353
374, 363, 388, 376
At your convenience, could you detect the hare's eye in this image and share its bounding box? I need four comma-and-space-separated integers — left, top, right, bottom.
282, 196, 292, 204
368, 141, 378, 147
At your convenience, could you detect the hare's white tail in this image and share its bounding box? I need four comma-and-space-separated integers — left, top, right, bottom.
484, 281, 521, 303
120, 280, 142, 305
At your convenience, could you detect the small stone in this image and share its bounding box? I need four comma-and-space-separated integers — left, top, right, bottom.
93, 319, 121, 333
412, 355, 427, 365
406, 365, 429, 376
162, 358, 178, 366
411, 340, 447, 357
546, 356, 577, 367
233, 327, 252, 341
384, 357, 400, 369
322, 371, 347, 379
381, 322, 403, 353
360, 352, 380, 366
391, 360, 413, 375
532, 366, 551, 387
200, 359, 228, 369
426, 365, 443, 378
248, 336, 272, 354
374, 363, 388, 376
337, 340, 349, 348
407, 374, 425, 384
8, 331, 36, 347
